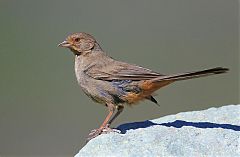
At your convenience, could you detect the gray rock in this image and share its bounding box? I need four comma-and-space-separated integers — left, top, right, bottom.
75, 105, 240, 157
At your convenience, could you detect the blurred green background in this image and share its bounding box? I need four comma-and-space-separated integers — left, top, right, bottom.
0, 0, 239, 156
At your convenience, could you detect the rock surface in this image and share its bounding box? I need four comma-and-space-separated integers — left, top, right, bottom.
75, 105, 240, 157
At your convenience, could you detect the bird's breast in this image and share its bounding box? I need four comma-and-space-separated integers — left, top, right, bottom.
74, 55, 90, 84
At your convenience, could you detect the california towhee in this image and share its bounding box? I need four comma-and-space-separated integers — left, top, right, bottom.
58, 32, 228, 141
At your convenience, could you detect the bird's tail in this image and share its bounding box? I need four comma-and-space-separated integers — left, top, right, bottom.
152, 67, 229, 82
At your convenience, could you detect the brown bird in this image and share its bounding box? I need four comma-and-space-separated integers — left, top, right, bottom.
58, 32, 228, 141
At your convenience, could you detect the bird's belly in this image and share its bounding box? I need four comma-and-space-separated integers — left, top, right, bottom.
77, 77, 117, 105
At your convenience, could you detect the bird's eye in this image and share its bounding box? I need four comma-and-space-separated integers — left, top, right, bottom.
74, 38, 80, 42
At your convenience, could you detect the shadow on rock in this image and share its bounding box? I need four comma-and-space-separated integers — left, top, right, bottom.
117, 120, 240, 134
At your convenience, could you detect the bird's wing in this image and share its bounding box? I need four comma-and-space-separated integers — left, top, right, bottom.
86, 61, 164, 81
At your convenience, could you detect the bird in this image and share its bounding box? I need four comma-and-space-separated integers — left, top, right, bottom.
58, 32, 229, 141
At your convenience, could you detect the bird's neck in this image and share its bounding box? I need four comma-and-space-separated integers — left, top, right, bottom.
92, 42, 102, 51
74, 50, 106, 70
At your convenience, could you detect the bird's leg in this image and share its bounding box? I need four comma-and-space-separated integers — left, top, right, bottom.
108, 105, 124, 125
100, 105, 124, 134
87, 103, 115, 141
99, 103, 115, 130
101, 105, 124, 134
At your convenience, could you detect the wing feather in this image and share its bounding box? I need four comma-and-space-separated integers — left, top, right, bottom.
86, 61, 164, 81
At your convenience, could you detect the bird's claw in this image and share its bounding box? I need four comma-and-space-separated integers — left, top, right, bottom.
86, 129, 101, 142
102, 125, 121, 134
86, 124, 120, 142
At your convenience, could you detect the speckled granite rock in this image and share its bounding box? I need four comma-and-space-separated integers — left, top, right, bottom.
75, 105, 240, 157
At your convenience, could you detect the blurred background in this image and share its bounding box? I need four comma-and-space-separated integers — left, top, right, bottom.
0, 0, 239, 156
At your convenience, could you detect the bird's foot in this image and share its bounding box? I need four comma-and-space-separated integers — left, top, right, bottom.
86, 124, 120, 142
101, 124, 121, 134
86, 129, 101, 142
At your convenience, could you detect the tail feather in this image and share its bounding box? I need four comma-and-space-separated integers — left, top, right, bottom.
146, 95, 160, 107
153, 67, 229, 82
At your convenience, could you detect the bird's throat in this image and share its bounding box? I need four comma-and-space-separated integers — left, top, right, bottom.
70, 48, 82, 56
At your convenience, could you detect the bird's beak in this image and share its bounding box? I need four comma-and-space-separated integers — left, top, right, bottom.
58, 40, 71, 47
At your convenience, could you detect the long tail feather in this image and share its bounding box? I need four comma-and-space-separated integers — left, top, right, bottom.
153, 67, 229, 82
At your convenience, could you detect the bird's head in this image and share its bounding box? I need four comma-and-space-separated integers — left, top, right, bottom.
58, 32, 102, 55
